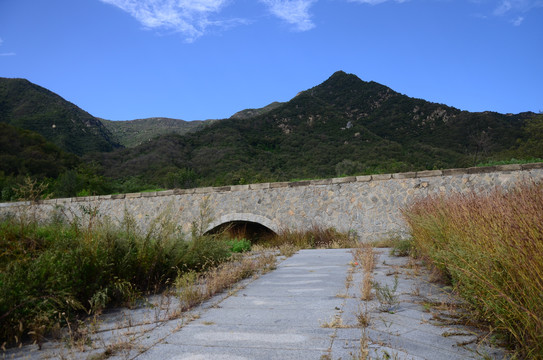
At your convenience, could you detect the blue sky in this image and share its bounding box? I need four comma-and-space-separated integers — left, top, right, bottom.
1, 0, 542, 120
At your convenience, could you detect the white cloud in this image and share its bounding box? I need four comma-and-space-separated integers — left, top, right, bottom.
511, 15, 525, 24
260, 0, 316, 31
100, 0, 237, 42
494, 0, 543, 15
0, 37, 15, 56
492, 0, 543, 25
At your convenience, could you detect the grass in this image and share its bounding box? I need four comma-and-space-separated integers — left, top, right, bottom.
353, 243, 375, 301
266, 225, 357, 250
402, 181, 543, 359
0, 204, 234, 348
476, 158, 543, 167
0, 195, 353, 350
175, 251, 276, 311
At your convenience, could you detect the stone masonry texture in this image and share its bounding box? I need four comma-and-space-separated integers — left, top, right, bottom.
1, 164, 542, 241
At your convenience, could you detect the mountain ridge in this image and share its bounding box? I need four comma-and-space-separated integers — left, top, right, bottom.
0, 77, 121, 155
1, 71, 539, 196
90, 71, 536, 188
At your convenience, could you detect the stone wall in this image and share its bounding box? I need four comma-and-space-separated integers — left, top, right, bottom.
1, 163, 542, 241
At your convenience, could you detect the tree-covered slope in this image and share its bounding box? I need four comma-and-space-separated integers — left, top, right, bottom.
101, 117, 215, 148
230, 101, 284, 120
92, 71, 535, 188
0, 122, 79, 179
0, 78, 121, 155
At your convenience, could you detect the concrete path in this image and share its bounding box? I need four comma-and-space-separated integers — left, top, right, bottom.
3, 248, 509, 360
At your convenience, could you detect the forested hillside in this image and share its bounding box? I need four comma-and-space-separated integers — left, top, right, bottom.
91, 71, 538, 188
1, 71, 540, 200
101, 117, 215, 148
0, 78, 121, 155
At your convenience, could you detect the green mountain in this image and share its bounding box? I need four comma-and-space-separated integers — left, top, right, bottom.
230, 101, 284, 120
101, 117, 215, 148
92, 71, 536, 188
0, 78, 121, 156
0, 122, 79, 179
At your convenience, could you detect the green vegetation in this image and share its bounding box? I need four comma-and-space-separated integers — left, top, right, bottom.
90, 71, 540, 189
1, 72, 541, 200
101, 118, 213, 148
476, 158, 543, 167
0, 78, 121, 156
229, 101, 284, 120
403, 182, 543, 358
226, 238, 252, 253
0, 204, 234, 347
0, 185, 354, 349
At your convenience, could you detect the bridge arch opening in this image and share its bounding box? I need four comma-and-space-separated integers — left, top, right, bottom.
205, 213, 279, 243
206, 221, 276, 243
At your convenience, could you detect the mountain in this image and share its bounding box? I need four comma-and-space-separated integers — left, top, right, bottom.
230, 102, 284, 120
92, 71, 535, 188
0, 78, 121, 156
101, 117, 215, 148
0, 122, 78, 179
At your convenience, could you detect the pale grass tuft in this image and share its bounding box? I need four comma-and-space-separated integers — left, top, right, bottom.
403, 181, 543, 358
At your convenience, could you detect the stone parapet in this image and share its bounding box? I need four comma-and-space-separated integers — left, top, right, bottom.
1, 163, 541, 242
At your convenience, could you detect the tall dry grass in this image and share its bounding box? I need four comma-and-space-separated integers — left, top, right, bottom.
268, 225, 357, 249
403, 181, 543, 358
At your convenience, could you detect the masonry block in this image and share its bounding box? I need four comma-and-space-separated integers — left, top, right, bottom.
249, 183, 270, 190
310, 179, 332, 185
467, 166, 497, 174
270, 182, 289, 188
441, 168, 466, 176
496, 164, 522, 172
355, 175, 371, 182
522, 162, 543, 170
416, 170, 442, 178
332, 177, 356, 184
289, 180, 311, 187
392, 172, 416, 179
371, 174, 392, 181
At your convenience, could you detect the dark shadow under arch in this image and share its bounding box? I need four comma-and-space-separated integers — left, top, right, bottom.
205, 220, 277, 242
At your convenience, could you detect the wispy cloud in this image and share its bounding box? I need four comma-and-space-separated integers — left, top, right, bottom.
260, 0, 316, 31
492, 0, 543, 25
511, 15, 525, 24
100, 0, 238, 42
0, 37, 15, 56
494, 0, 543, 15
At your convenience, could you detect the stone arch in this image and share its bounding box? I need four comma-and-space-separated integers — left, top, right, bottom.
206, 213, 280, 235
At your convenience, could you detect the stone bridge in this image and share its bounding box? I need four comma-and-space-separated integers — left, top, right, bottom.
1, 164, 542, 241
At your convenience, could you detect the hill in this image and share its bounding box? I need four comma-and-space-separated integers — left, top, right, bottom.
230, 102, 284, 120
101, 117, 215, 148
0, 78, 121, 156
92, 71, 536, 188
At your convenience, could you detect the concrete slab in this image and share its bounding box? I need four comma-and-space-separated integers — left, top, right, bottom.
2, 248, 511, 360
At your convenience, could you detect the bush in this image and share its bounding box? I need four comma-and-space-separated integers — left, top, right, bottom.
227, 238, 252, 253
0, 207, 232, 347
403, 182, 543, 358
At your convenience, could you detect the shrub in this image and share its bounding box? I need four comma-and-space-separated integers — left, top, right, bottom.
0, 205, 232, 348
227, 238, 252, 253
